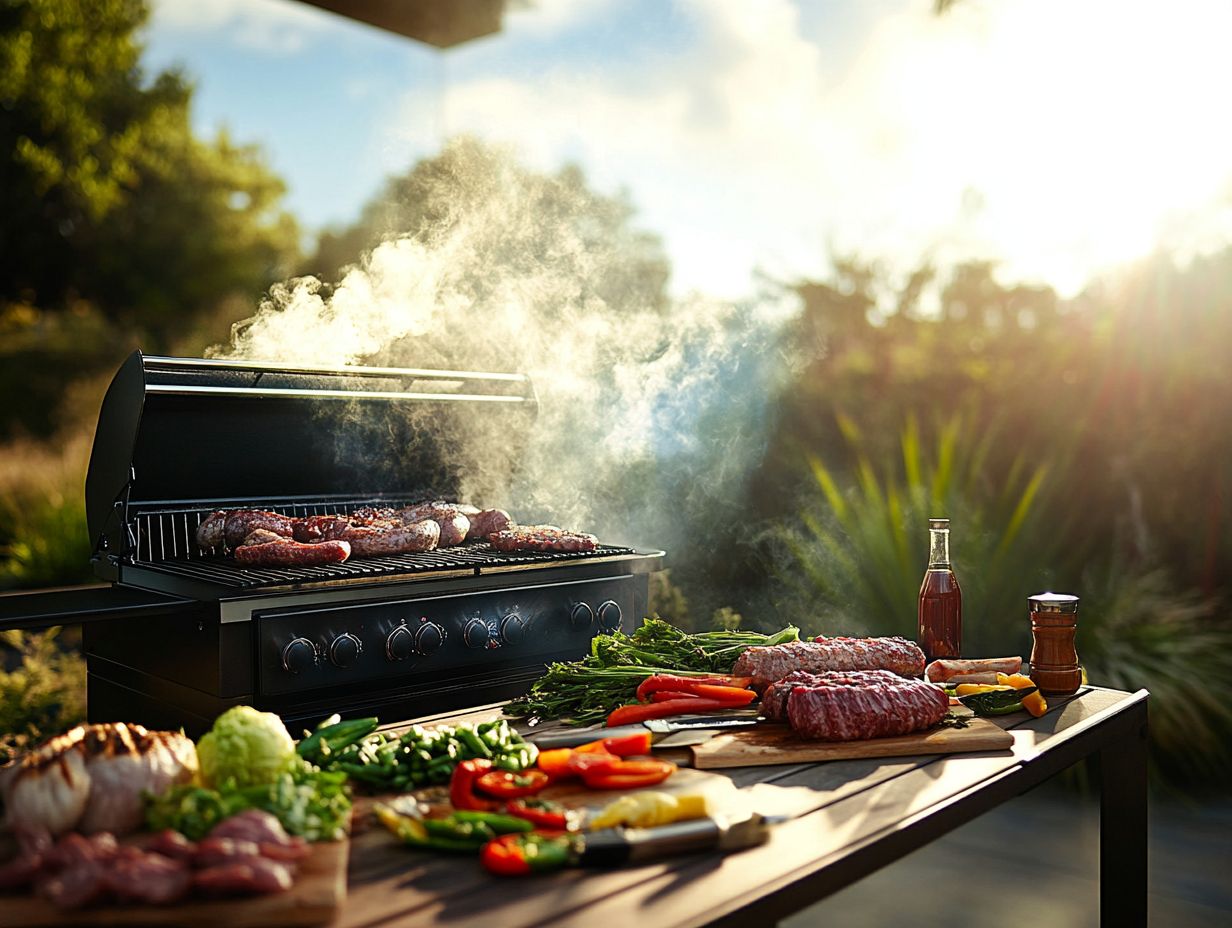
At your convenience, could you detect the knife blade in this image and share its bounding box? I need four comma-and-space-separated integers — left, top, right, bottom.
524, 713, 764, 750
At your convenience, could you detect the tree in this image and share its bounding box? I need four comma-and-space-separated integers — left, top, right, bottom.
0, 0, 298, 435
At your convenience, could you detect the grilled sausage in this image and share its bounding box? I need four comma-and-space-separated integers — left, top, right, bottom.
338, 519, 439, 556
923, 657, 1023, 684
234, 539, 351, 566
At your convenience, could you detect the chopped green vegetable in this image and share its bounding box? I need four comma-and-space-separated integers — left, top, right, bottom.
505, 617, 800, 726
302, 717, 538, 792
146, 756, 351, 841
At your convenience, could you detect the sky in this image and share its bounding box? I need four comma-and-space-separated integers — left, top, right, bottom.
145, 0, 1232, 301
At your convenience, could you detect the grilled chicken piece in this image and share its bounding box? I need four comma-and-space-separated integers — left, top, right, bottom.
394, 502, 471, 547
1, 723, 197, 840
76, 724, 198, 834
2, 728, 91, 839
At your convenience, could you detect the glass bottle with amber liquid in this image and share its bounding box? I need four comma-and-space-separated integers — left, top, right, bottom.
918, 518, 962, 661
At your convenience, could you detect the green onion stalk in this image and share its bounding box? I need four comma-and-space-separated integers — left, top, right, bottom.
505, 617, 800, 726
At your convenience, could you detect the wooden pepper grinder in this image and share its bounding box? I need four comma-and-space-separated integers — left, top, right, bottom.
1028, 593, 1082, 696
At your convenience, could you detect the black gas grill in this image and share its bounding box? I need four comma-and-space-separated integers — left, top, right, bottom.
71, 352, 662, 735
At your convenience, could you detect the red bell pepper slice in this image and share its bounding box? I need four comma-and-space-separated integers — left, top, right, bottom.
503, 798, 572, 830
606, 697, 738, 727
648, 685, 755, 706
635, 674, 753, 701
480, 831, 575, 876
449, 758, 499, 811
573, 731, 655, 756
579, 758, 676, 790
564, 751, 623, 778
475, 769, 550, 800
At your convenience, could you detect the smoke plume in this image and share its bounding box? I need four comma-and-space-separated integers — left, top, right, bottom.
215, 139, 794, 556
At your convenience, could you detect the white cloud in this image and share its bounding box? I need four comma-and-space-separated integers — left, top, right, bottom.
390, 0, 1232, 297
149, 0, 331, 55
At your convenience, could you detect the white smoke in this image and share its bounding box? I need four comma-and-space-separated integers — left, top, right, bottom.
216, 139, 796, 553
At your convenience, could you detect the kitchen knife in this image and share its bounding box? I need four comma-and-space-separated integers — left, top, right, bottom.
579, 813, 776, 866
481, 813, 781, 876
524, 713, 764, 751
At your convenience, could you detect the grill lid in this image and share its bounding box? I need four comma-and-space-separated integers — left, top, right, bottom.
85, 351, 537, 577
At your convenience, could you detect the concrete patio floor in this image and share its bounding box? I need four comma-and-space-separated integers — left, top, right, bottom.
782, 781, 1232, 927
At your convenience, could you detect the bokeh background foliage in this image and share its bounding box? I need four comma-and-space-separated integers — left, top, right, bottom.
2, 0, 1231, 788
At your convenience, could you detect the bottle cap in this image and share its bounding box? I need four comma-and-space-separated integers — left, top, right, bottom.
928, 518, 950, 530
1028, 592, 1079, 614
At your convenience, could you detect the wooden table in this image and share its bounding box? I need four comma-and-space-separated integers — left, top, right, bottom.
337, 686, 1148, 928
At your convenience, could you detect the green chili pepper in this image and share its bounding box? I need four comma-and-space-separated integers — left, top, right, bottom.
451, 810, 535, 834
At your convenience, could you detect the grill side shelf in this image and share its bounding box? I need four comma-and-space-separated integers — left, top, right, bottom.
0, 584, 199, 632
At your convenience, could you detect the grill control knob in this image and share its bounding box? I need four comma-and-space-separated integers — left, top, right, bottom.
597, 601, 623, 634
500, 614, 526, 646
414, 621, 445, 655
569, 603, 594, 631
385, 625, 414, 662
329, 633, 362, 668
282, 637, 317, 675
463, 619, 490, 649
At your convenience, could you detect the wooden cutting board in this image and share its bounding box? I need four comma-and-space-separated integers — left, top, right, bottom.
2, 835, 348, 928
687, 718, 1013, 769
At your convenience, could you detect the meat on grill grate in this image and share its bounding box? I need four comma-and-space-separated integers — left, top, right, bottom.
487, 526, 598, 553
234, 537, 352, 566
778, 670, 949, 741
733, 637, 926, 689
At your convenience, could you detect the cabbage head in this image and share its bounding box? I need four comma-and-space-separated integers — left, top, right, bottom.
196, 706, 296, 788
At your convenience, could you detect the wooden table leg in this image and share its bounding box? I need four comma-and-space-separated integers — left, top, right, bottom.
1099, 706, 1148, 927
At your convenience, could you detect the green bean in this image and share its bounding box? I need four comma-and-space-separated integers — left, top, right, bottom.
457, 728, 492, 758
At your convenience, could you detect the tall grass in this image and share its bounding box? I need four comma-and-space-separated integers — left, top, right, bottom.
0, 435, 94, 590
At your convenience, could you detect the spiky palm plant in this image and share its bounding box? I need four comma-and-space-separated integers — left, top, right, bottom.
774, 412, 1059, 655
1080, 566, 1232, 787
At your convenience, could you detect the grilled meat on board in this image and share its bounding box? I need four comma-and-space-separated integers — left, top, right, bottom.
773, 670, 950, 741
733, 637, 927, 689
1, 723, 196, 840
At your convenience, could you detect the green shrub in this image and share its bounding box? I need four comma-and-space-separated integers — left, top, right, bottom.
1079, 566, 1232, 787
0, 627, 86, 764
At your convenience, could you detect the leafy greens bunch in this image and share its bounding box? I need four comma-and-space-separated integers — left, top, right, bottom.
505, 617, 799, 726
